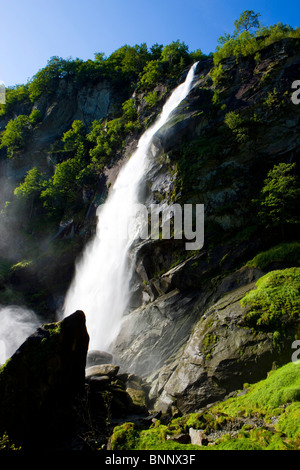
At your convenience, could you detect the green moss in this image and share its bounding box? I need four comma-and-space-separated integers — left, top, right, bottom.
246, 242, 300, 270
214, 436, 264, 450
109, 422, 138, 450
109, 362, 300, 450
217, 362, 300, 413
277, 402, 300, 440
110, 421, 201, 450
10, 260, 32, 272
240, 268, 300, 331
201, 333, 219, 355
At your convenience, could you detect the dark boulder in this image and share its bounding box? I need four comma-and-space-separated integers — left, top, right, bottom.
0, 310, 89, 448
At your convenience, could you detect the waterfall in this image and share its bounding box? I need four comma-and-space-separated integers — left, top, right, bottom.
63, 62, 198, 351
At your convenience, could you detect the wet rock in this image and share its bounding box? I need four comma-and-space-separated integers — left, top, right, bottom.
152, 281, 293, 414
87, 349, 113, 367
86, 364, 120, 378
86, 375, 111, 388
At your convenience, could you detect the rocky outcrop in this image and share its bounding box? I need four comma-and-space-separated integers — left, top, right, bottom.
113, 261, 296, 415
149, 269, 295, 413
111, 38, 300, 416
0, 310, 89, 448
112, 238, 263, 378
0, 77, 126, 191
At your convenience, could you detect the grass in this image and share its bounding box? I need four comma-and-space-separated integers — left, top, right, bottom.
109, 361, 300, 450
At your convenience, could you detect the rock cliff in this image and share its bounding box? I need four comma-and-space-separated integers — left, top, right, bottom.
0, 36, 299, 434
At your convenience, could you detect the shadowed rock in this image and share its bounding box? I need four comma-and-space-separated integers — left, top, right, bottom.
0, 310, 89, 448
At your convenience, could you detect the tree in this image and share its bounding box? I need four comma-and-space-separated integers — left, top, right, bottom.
0, 115, 30, 155
139, 60, 163, 90
150, 43, 163, 60
234, 10, 261, 35
161, 41, 189, 66
62, 120, 86, 153
14, 167, 46, 220
257, 162, 300, 237
94, 52, 106, 63
14, 167, 45, 201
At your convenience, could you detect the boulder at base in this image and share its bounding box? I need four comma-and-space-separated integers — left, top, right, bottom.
0, 310, 89, 448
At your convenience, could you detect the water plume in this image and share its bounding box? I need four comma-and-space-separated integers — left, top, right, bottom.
0, 305, 40, 363
63, 63, 199, 351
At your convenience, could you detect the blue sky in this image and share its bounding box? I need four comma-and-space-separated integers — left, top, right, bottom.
1, 0, 299, 87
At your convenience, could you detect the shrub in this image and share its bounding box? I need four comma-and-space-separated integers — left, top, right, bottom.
139, 60, 163, 90
224, 110, 249, 142
0, 115, 30, 156
257, 162, 300, 232
14, 167, 46, 201
0, 85, 30, 117
144, 90, 159, 108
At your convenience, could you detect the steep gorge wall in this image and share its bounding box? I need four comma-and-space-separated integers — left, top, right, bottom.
0, 38, 299, 416
111, 38, 300, 411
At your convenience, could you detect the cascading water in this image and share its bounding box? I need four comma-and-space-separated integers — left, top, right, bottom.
63, 62, 198, 351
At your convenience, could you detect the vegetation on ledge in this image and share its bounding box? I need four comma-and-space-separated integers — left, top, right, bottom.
110, 361, 300, 450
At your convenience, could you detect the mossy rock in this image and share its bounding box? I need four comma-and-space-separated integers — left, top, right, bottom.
126, 387, 148, 412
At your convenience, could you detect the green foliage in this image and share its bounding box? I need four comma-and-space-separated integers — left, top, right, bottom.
0, 432, 21, 450
28, 56, 83, 101
122, 98, 137, 122
139, 60, 163, 90
190, 48, 204, 62
144, 90, 159, 108
209, 63, 226, 85
41, 156, 85, 220
201, 333, 219, 354
277, 402, 300, 440
263, 88, 283, 108
87, 117, 124, 170
240, 268, 300, 330
110, 421, 201, 450
105, 44, 150, 81
14, 167, 46, 201
214, 16, 300, 65
0, 109, 42, 157
0, 84, 30, 117
224, 110, 246, 137
257, 163, 300, 230
223, 109, 260, 143
38, 121, 97, 221
94, 52, 106, 63
61, 120, 86, 152
161, 40, 189, 66
246, 242, 300, 270
0, 114, 30, 156
28, 108, 42, 125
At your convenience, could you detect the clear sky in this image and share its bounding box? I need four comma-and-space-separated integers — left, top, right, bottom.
1, 0, 299, 87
